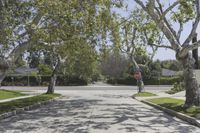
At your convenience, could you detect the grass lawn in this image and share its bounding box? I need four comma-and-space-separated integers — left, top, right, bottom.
146, 97, 200, 119
0, 89, 28, 100
133, 92, 157, 97
0, 93, 61, 114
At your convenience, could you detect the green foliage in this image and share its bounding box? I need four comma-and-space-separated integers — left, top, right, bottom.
161, 60, 182, 71
158, 77, 182, 85
133, 92, 157, 97
58, 42, 99, 82
0, 0, 118, 83
107, 76, 181, 85
146, 97, 200, 119
26, 0, 116, 84
166, 82, 185, 94
100, 52, 128, 79
0, 90, 27, 100
172, 0, 195, 23
38, 64, 52, 75
148, 60, 162, 78
15, 54, 26, 67
27, 51, 42, 68
166, 70, 184, 94
0, 93, 61, 114
2, 75, 88, 86
0, 0, 33, 57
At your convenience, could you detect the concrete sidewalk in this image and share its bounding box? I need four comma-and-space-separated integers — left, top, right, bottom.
0, 95, 36, 103
135, 91, 186, 101
0, 90, 199, 133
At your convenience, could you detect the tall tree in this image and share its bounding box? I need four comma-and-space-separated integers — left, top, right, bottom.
100, 51, 128, 80
0, 0, 120, 91
135, 0, 200, 107
111, 9, 162, 92
31, 0, 119, 93
0, 0, 36, 83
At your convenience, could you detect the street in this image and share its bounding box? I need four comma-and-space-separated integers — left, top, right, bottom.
0, 85, 199, 133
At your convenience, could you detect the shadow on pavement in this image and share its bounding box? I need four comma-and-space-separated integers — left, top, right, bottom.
0, 94, 199, 133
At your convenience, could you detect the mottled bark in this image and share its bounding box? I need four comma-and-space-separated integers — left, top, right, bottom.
130, 56, 145, 92
46, 58, 60, 94
0, 70, 7, 86
137, 79, 144, 93
192, 34, 198, 69
47, 73, 57, 94
179, 53, 200, 107
0, 59, 9, 86
135, 0, 200, 107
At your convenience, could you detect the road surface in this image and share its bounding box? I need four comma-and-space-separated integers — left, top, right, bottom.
0, 85, 199, 133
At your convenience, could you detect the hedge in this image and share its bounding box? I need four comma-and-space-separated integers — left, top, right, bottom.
1, 76, 88, 86
107, 76, 181, 85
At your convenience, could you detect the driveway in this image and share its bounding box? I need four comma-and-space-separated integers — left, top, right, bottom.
0, 89, 199, 133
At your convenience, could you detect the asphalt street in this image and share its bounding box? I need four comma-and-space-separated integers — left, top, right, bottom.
0, 84, 199, 133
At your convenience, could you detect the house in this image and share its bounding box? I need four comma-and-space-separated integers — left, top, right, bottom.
15, 66, 38, 75
161, 68, 177, 77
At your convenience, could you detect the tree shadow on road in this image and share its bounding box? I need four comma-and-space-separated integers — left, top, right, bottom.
0, 95, 199, 133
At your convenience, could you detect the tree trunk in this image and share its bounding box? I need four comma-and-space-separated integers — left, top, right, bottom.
47, 73, 57, 94
180, 53, 200, 107
130, 56, 145, 92
192, 34, 198, 69
137, 79, 144, 93
46, 58, 60, 94
0, 70, 7, 87
0, 59, 9, 87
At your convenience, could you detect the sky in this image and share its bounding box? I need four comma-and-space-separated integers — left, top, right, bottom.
113, 0, 200, 61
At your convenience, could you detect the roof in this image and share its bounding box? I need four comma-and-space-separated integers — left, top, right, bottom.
161, 68, 177, 76
14, 66, 38, 75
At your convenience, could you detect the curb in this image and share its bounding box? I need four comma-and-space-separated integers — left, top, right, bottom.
0, 96, 61, 120
140, 99, 200, 128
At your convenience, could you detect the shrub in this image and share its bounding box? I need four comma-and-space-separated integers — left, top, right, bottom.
166, 82, 185, 94
38, 64, 52, 75
2, 76, 88, 86
107, 76, 181, 85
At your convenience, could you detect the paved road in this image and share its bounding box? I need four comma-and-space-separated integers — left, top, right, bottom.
0, 88, 199, 133
1, 85, 172, 91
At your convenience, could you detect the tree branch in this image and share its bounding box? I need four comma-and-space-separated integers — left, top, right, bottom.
177, 22, 183, 41
155, 0, 178, 42
8, 12, 44, 63
135, 0, 181, 51
129, 49, 139, 69
163, 1, 179, 16
131, 28, 137, 48
180, 40, 200, 57
134, 0, 147, 11
183, 0, 200, 46
148, 43, 173, 50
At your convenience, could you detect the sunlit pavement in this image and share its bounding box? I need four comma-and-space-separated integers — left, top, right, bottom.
0, 86, 199, 133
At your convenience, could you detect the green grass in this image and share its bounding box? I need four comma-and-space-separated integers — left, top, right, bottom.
146, 97, 200, 119
0, 89, 28, 100
133, 92, 157, 97
11, 90, 32, 93
0, 93, 61, 114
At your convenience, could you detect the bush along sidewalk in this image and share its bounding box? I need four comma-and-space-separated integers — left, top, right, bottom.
0, 93, 61, 120
144, 97, 200, 127
166, 82, 185, 94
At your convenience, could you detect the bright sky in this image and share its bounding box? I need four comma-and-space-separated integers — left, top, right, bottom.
113, 0, 200, 61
